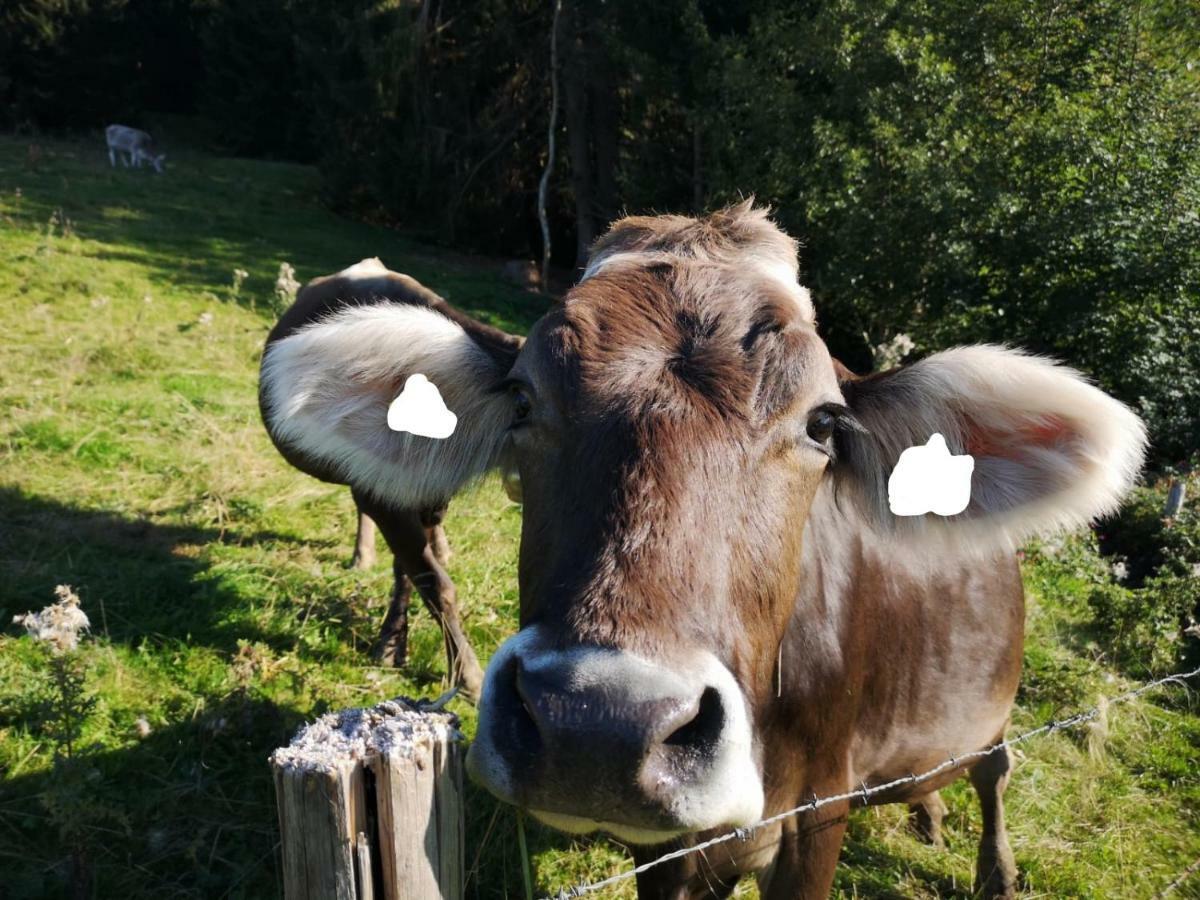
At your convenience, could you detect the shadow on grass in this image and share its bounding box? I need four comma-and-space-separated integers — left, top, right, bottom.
834, 821, 976, 898
0, 713, 600, 900
0, 694, 301, 899
0, 484, 356, 658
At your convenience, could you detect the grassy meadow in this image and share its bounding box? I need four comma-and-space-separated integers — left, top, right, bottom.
0, 134, 1197, 899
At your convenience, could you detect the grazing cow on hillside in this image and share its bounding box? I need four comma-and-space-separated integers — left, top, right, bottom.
260, 206, 1145, 898
259, 260, 521, 700
105, 125, 165, 173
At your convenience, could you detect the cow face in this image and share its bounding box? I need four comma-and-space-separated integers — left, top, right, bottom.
466, 206, 1146, 842
468, 209, 849, 841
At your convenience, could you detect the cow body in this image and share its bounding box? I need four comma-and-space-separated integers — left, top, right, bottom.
260, 206, 1145, 897
259, 259, 521, 699
105, 125, 164, 173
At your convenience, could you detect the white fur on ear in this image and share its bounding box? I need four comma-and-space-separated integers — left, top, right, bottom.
261, 303, 513, 508
840, 345, 1148, 554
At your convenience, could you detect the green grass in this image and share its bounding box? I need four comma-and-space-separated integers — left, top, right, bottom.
0, 134, 1197, 899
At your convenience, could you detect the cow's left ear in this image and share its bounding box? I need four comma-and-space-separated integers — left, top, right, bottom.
834, 345, 1147, 552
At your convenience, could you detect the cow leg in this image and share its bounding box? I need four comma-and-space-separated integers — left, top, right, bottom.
364, 500, 483, 701
351, 501, 377, 570
969, 746, 1018, 899
351, 489, 411, 665
108, 147, 116, 167
406, 544, 483, 702
758, 798, 849, 900
430, 524, 452, 566
420, 505, 452, 567
907, 790, 948, 847
376, 566, 412, 667
631, 846, 738, 899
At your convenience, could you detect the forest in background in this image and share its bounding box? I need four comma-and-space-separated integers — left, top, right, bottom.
4, 0, 1199, 461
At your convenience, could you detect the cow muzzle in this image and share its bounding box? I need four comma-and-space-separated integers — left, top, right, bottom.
466, 625, 764, 844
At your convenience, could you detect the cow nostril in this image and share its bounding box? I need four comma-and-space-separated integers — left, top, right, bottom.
662, 686, 725, 750
513, 661, 541, 732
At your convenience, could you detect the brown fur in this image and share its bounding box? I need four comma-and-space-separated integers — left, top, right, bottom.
490, 208, 1100, 898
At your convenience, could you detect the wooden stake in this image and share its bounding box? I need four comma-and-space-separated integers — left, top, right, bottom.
1164, 478, 1187, 518
270, 697, 464, 900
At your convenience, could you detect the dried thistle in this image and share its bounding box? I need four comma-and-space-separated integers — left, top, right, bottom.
231, 639, 279, 691
14, 584, 91, 653
274, 262, 300, 312
1087, 695, 1110, 762
228, 267, 250, 304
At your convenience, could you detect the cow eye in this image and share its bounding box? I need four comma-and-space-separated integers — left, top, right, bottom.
511, 388, 532, 425
806, 408, 837, 446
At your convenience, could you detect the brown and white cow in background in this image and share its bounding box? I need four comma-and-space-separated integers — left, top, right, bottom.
259, 205, 1145, 898
259, 260, 521, 699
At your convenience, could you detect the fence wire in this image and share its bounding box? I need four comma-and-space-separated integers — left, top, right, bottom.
1155, 854, 1200, 898
538, 664, 1200, 899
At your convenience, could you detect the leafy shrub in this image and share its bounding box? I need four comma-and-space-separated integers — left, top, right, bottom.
1049, 473, 1200, 677
1084, 579, 1193, 678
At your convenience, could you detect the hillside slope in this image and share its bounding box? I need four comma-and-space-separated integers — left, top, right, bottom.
0, 135, 1196, 899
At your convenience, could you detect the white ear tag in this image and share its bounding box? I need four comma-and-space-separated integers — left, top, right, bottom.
888, 433, 974, 517
387, 374, 457, 439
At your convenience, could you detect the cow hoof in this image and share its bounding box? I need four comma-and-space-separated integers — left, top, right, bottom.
909, 815, 945, 848
975, 874, 1017, 900
350, 549, 376, 570
974, 850, 1018, 899
375, 632, 407, 668
908, 793, 948, 848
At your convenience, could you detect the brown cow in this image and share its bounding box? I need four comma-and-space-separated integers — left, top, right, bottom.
259, 259, 523, 699
262, 207, 1145, 897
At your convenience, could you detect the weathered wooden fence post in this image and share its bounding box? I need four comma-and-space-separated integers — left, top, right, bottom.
1163, 478, 1187, 518
270, 697, 465, 900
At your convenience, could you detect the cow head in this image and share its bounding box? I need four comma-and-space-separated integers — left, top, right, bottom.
261, 204, 1145, 843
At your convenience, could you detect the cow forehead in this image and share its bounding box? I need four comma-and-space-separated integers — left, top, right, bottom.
583, 203, 815, 323
513, 261, 833, 430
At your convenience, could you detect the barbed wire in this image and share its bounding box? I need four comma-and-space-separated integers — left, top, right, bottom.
1155, 854, 1200, 898
539, 664, 1200, 899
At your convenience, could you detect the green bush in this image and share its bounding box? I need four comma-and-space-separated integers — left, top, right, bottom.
1085, 579, 1193, 678
1044, 473, 1200, 677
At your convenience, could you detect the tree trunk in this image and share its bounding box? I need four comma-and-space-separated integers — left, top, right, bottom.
562, 0, 594, 269
592, 58, 620, 230
538, 0, 563, 290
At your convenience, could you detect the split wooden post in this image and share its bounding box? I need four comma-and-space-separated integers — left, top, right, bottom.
270, 696, 465, 900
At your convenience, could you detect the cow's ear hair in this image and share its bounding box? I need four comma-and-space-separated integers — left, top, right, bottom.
260, 295, 521, 510
833, 345, 1146, 553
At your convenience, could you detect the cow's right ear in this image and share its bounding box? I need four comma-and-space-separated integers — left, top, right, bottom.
260, 299, 521, 510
